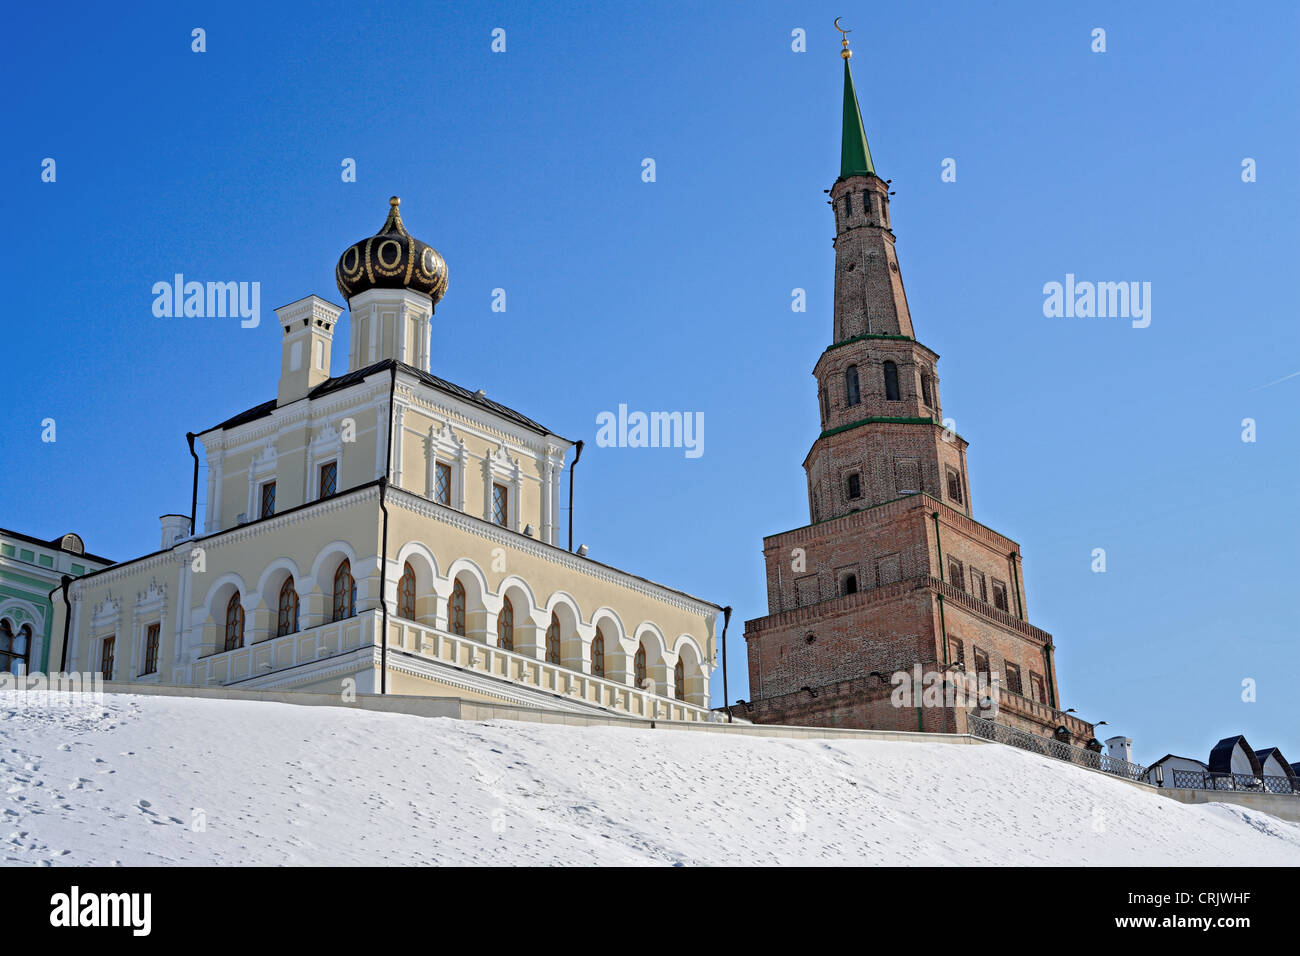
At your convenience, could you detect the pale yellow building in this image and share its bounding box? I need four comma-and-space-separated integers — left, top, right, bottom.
53, 198, 719, 721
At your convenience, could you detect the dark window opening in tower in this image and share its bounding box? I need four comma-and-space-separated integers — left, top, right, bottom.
819, 388, 829, 425
842, 194, 851, 217
946, 467, 964, 505
842, 574, 858, 596
920, 372, 934, 407
862, 192, 871, 218
845, 365, 860, 406
846, 472, 862, 500
883, 361, 900, 401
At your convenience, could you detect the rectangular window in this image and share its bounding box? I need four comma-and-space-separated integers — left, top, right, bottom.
846, 472, 862, 500
1029, 672, 1047, 704
260, 481, 277, 518
434, 462, 452, 506
842, 194, 851, 217
492, 483, 508, 527
101, 636, 115, 681
970, 569, 988, 603
319, 461, 337, 498
142, 623, 160, 676
920, 373, 933, 407
949, 638, 964, 668
973, 646, 990, 683
861, 192, 871, 218
1005, 662, 1023, 696
945, 467, 963, 505
947, 557, 965, 591
991, 580, 1009, 612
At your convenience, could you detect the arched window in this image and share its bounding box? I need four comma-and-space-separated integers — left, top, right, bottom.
449, 579, 466, 636
590, 628, 605, 678
634, 643, 647, 688
883, 361, 900, 401
674, 658, 686, 701
224, 593, 244, 651
545, 613, 561, 664
397, 562, 417, 621
277, 577, 299, 637
843, 574, 858, 596
845, 365, 861, 406
0, 620, 29, 675
497, 596, 514, 651
332, 559, 355, 622
920, 370, 934, 407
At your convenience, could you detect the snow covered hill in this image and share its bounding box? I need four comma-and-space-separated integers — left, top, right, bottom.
1, 691, 1296, 866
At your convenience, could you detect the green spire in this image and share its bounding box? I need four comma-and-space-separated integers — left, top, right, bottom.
839, 56, 875, 179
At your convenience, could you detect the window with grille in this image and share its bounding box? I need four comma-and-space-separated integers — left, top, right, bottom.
947, 558, 965, 591
674, 658, 685, 701
634, 644, 647, 687
0, 620, 30, 675
397, 563, 416, 621
450, 579, 466, 636
332, 560, 355, 622
319, 461, 337, 498
492, 483, 508, 527
992, 580, 1009, 612
1005, 663, 1023, 696
846, 472, 862, 500
143, 622, 160, 675
277, 577, 299, 636
497, 596, 514, 651
224, 593, 244, 651
434, 462, 452, 506
845, 365, 860, 406
260, 481, 277, 518
883, 361, 900, 401
946, 467, 964, 504
545, 613, 561, 664
101, 635, 115, 680
590, 628, 605, 677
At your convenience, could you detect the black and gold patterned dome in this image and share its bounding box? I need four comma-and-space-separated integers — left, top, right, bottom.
335, 197, 449, 304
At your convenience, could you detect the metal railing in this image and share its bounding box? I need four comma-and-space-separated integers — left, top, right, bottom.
1171, 769, 1298, 795
967, 712, 1148, 781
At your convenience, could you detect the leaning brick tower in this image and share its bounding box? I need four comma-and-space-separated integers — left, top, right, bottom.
737, 30, 1093, 744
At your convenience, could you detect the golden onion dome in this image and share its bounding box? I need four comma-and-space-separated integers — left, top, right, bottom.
335, 196, 448, 304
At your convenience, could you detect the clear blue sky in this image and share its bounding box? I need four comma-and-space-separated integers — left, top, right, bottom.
3, 1, 1297, 766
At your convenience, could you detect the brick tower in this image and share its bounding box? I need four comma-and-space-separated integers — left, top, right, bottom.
737, 32, 1094, 744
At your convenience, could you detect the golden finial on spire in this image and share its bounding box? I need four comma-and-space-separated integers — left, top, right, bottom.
834, 17, 852, 59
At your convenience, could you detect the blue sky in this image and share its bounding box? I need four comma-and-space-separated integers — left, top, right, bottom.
3, 1, 1297, 765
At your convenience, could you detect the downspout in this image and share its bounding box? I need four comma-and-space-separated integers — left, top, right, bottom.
186, 432, 200, 535
568, 440, 584, 551
931, 512, 945, 583
56, 575, 73, 674
1044, 643, 1059, 710
719, 606, 733, 722
1009, 550, 1024, 620
379, 364, 397, 694
932, 511, 950, 733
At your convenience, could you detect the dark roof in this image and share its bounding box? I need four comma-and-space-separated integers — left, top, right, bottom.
1208, 735, 1262, 775
1148, 754, 1207, 770
0, 527, 114, 565
1255, 747, 1296, 779
198, 360, 564, 440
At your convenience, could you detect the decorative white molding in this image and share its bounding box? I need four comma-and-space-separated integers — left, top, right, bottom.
483, 443, 523, 532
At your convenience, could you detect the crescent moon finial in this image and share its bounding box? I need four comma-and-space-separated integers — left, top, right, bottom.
835, 18, 852, 59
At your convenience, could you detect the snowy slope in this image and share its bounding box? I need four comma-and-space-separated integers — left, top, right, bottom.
1, 691, 1296, 866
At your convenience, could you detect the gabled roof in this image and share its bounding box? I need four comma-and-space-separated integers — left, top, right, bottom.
199, 359, 567, 440
1255, 747, 1297, 779
1148, 753, 1207, 770
1208, 735, 1263, 776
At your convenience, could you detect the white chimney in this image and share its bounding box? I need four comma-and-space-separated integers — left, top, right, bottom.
1105, 735, 1133, 764
160, 514, 190, 549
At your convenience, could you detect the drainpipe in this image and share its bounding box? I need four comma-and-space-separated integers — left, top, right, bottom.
56, 575, 73, 674
568, 440, 584, 551
1044, 643, 1059, 710
1009, 550, 1024, 620
719, 606, 733, 722
186, 432, 200, 535
378, 364, 397, 694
